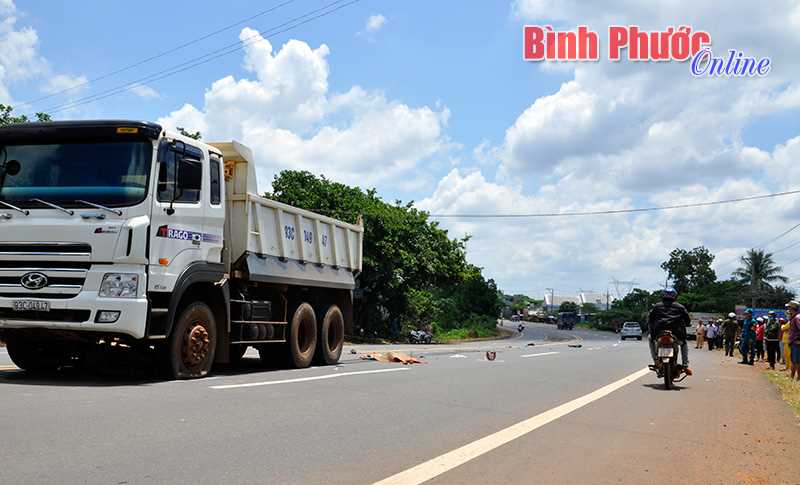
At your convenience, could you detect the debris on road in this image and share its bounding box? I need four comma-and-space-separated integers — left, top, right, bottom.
568, 344, 583, 348
450, 354, 467, 359
527, 342, 536, 347
360, 352, 427, 365
486, 351, 497, 361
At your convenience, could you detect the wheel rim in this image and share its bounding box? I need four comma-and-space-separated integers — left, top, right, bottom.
183, 321, 211, 369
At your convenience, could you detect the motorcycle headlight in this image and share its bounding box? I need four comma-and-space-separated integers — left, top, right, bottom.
99, 273, 139, 298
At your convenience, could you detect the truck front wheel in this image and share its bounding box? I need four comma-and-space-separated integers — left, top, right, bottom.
315, 305, 344, 365
6, 338, 62, 372
162, 302, 218, 379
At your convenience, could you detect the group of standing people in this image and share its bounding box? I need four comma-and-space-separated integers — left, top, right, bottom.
703, 302, 800, 381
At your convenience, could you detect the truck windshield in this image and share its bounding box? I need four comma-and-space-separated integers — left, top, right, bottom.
0, 141, 152, 208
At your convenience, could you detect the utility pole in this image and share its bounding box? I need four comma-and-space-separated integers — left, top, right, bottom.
545, 287, 555, 315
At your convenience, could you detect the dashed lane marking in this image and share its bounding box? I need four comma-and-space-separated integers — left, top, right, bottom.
210, 367, 409, 390
520, 351, 559, 358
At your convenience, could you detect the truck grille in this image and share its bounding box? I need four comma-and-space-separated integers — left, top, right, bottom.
0, 243, 91, 299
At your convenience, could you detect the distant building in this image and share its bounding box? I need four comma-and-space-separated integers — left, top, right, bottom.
543, 292, 616, 313
579, 292, 615, 311
543, 294, 580, 311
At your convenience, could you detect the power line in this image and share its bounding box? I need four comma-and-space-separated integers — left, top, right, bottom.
715, 221, 800, 272
33, 0, 361, 116
14, 0, 299, 110
771, 238, 800, 256
427, 188, 800, 218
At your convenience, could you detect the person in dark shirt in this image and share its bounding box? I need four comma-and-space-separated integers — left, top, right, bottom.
648, 288, 691, 374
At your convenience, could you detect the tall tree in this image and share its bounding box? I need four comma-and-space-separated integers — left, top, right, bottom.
733, 249, 788, 307
0, 104, 51, 126
660, 247, 717, 294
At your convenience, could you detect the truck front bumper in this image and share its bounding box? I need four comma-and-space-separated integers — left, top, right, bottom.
0, 267, 149, 339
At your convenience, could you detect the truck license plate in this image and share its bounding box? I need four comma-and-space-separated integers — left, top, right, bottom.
12, 300, 50, 312
658, 347, 673, 358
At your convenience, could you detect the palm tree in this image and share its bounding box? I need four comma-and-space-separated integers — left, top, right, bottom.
733, 249, 789, 307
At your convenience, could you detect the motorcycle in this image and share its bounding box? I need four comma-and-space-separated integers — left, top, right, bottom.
517, 324, 525, 333
408, 329, 432, 345
649, 330, 688, 389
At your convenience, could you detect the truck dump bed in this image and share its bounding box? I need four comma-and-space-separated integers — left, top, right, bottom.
210, 141, 363, 290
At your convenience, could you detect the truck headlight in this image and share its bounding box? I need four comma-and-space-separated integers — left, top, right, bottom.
99, 273, 139, 298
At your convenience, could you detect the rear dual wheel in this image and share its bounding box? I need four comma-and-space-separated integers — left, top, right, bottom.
258, 303, 345, 368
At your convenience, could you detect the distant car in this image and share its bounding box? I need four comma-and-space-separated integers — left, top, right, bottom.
620, 322, 643, 341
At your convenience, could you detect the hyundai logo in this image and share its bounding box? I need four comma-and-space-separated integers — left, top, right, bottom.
20, 272, 48, 290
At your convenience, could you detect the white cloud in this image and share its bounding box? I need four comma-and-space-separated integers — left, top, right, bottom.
418, 1, 800, 295
159, 28, 450, 193
0, 1, 86, 107
40, 73, 87, 95
129, 83, 159, 99
365, 14, 387, 33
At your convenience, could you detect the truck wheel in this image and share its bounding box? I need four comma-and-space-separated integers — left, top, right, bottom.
287, 303, 317, 368
6, 339, 61, 372
315, 305, 344, 365
163, 302, 217, 379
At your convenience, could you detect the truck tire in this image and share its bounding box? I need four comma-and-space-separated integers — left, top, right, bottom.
6, 339, 62, 372
162, 302, 218, 379
315, 305, 344, 365
287, 303, 317, 368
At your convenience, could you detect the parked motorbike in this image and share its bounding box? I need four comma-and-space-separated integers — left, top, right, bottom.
649, 330, 688, 389
408, 330, 432, 344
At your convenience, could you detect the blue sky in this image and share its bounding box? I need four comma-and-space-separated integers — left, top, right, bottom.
13, 1, 567, 156
3, 0, 800, 299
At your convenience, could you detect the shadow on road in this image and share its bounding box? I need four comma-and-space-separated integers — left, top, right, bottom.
642, 382, 689, 391
0, 357, 372, 387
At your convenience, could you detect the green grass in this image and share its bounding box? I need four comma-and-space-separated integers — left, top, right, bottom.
435, 326, 499, 342
764, 369, 800, 417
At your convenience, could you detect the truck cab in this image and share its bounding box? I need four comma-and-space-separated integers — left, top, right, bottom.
0, 120, 360, 378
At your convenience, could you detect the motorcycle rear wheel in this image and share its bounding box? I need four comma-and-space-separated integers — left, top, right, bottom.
663, 363, 673, 390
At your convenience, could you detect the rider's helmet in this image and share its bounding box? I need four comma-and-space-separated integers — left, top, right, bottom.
756, 317, 764, 323
744, 308, 753, 315
728, 312, 736, 318
662, 287, 677, 301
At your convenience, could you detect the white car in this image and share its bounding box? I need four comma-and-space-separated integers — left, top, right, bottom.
620, 322, 643, 340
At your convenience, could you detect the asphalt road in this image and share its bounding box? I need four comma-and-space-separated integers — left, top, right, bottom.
0, 323, 797, 485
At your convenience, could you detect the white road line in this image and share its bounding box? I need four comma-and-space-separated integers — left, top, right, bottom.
372, 367, 650, 485
210, 368, 409, 390
520, 351, 559, 358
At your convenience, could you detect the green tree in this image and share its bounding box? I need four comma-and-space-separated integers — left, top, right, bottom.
267, 170, 500, 336
581, 302, 598, 314
558, 301, 578, 313
177, 127, 202, 140
660, 247, 717, 294
0, 104, 51, 125
733, 249, 788, 307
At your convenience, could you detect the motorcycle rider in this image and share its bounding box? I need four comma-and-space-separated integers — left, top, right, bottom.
648, 288, 692, 375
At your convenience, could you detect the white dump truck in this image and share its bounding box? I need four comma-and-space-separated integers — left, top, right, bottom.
0, 120, 362, 378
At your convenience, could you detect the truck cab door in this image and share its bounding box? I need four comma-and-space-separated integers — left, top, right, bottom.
148, 140, 207, 292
